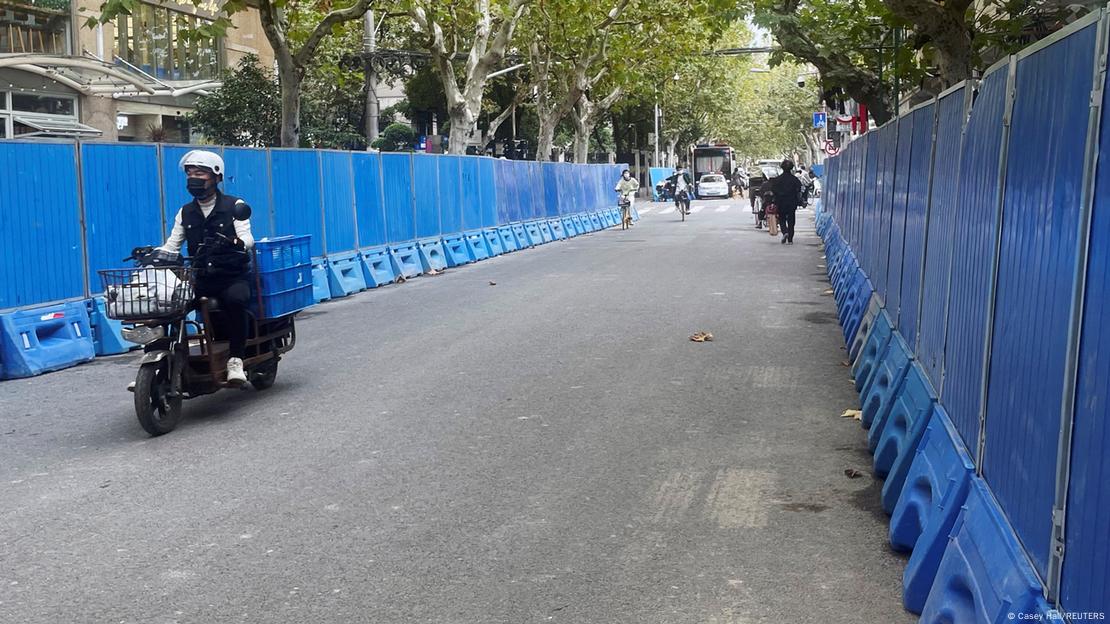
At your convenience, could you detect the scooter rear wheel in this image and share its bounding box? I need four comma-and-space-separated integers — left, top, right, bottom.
250, 361, 279, 390
135, 360, 182, 436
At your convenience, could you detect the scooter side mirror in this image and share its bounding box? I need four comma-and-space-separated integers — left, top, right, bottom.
232, 200, 252, 221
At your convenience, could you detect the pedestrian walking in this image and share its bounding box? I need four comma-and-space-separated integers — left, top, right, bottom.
771, 159, 803, 244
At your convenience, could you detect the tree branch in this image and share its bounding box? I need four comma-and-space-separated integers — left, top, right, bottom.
294, 0, 374, 68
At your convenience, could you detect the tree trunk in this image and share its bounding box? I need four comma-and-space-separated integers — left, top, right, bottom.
536, 115, 559, 162
278, 65, 302, 147
572, 115, 590, 163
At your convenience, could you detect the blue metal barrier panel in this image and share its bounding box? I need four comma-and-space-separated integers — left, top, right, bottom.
983, 20, 1099, 578
941, 64, 1009, 459
0, 142, 84, 309
413, 153, 441, 239
81, 143, 164, 291
223, 147, 274, 240
861, 132, 879, 278
917, 87, 967, 390
478, 157, 498, 228
381, 152, 415, 244
460, 156, 483, 230
885, 113, 916, 324
438, 155, 463, 235
352, 152, 387, 248
542, 162, 560, 217
271, 149, 325, 257
320, 151, 357, 254
899, 102, 937, 348
1061, 35, 1110, 613
875, 123, 899, 297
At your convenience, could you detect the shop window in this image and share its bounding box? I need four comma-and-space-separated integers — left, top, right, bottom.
0, 0, 71, 54
115, 3, 220, 80
12, 93, 74, 116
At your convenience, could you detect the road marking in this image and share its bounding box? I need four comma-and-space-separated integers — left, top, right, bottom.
638, 206, 654, 214
704, 468, 773, 528
691, 205, 705, 214
660, 205, 676, 215
650, 470, 703, 523
715, 206, 729, 213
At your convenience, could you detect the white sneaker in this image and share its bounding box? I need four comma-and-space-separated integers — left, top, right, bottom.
226, 357, 247, 384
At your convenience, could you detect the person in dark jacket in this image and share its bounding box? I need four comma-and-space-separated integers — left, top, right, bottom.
771, 159, 803, 244
160, 150, 255, 384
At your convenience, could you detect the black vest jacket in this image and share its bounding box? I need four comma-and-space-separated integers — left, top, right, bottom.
181, 192, 249, 278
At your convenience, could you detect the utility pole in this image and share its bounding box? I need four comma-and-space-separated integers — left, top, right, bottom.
364, 9, 380, 145
653, 101, 660, 167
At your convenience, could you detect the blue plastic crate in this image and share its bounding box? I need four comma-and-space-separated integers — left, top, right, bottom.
251, 235, 314, 318
258, 264, 312, 294
255, 284, 314, 319
255, 235, 312, 273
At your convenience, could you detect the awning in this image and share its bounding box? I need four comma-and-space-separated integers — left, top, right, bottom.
0, 54, 220, 99
13, 114, 102, 138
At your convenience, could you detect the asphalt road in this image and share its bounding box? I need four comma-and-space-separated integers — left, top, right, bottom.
0, 199, 915, 624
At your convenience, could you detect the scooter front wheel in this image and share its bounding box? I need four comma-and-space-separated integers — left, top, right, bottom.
134, 360, 182, 436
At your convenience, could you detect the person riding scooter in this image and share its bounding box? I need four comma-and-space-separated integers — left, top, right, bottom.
159, 150, 255, 384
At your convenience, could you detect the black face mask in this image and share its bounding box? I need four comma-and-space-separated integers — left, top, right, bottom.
186, 177, 213, 198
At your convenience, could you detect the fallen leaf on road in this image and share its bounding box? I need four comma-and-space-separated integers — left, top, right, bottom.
841, 409, 862, 420
427, 268, 443, 276
844, 468, 864, 479
690, 331, 714, 342
489, 281, 497, 286
840, 360, 850, 367
395, 274, 407, 284
822, 289, 834, 296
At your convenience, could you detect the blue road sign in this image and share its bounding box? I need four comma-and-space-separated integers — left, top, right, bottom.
813, 112, 828, 129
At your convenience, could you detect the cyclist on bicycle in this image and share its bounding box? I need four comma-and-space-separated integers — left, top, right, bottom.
667, 166, 693, 214
159, 150, 255, 384
615, 169, 640, 228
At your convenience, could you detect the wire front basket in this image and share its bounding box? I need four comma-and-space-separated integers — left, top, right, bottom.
99, 267, 195, 322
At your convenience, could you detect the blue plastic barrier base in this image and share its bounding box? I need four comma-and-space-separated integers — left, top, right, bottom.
843, 277, 876, 347
483, 228, 505, 256
311, 260, 331, 303
440, 234, 472, 267
509, 223, 531, 247
861, 333, 912, 430
573, 214, 591, 233
416, 238, 449, 272
359, 246, 396, 287
523, 222, 544, 246
562, 216, 579, 237
326, 251, 368, 298
920, 478, 1055, 623
548, 219, 567, 240
86, 297, 139, 356
870, 363, 937, 499
895, 407, 976, 613
853, 310, 894, 394
389, 243, 424, 279
0, 301, 96, 379
589, 212, 604, 230
498, 226, 520, 252
464, 230, 491, 261
849, 296, 882, 363
538, 220, 555, 243
608, 207, 622, 225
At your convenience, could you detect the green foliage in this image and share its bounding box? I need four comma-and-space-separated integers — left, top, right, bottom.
188, 55, 280, 147
372, 123, 417, 151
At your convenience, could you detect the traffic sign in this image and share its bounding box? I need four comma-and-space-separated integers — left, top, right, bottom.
813, 112, 827, 129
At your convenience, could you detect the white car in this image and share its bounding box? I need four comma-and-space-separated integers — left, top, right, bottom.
697, 173, 729, 199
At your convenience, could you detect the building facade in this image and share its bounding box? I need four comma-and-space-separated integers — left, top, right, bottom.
0, 0, 274, 141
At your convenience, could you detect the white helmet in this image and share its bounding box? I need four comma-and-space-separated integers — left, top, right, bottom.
179, 149, 224, 176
